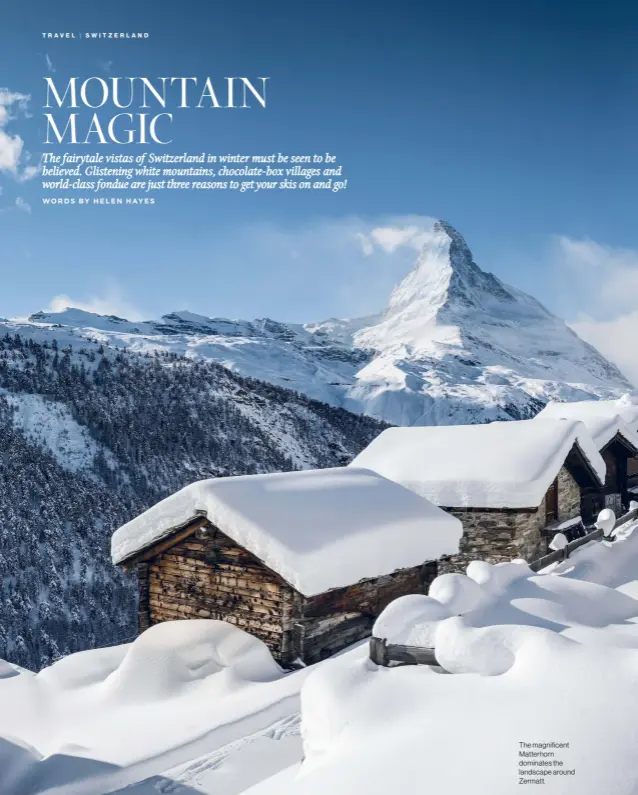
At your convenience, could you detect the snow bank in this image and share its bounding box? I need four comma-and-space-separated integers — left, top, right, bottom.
104, 619, 282, 703
351, 418, 605, 508
372, 595, 452, 645
111, 467, 462, 596
267, 521, 638, 795
0, 620, 308, 795
291, 623, 638, 795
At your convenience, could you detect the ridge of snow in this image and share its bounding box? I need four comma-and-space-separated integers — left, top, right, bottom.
350, 418, 606, 508
111, 467, 462, 595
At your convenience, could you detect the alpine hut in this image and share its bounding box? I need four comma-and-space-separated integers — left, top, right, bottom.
536, 397, 638, 511
111, 466, 462, 666
350, 419, 606, 573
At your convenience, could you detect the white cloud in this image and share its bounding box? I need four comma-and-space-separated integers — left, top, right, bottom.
557, 236, 638, 314
356, 222, 436, 256
0, 87, 39, 180
15, 197, 30, 213
45, 290, 144, 321
354, 231, 374, 256
572, 313, 638, 387
556, 235, 638, 386
45, 53, 55, 73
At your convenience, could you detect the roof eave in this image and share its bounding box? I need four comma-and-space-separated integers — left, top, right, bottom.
114, 511, 207, 569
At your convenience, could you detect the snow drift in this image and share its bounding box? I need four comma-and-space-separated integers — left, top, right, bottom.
0, 621, 307, 795
255, 520, 638, 795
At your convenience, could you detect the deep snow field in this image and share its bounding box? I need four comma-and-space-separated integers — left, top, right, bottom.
3, 521, 638, 795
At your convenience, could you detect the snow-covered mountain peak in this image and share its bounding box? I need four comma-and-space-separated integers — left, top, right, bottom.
8, 220, 632, 429
386, 219, 515, 320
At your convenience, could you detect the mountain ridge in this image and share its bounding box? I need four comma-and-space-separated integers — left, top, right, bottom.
15, 220, 632, 427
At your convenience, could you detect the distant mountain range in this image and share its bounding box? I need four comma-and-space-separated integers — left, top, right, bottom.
1, 218, 631, 671
16, 219, 631, 426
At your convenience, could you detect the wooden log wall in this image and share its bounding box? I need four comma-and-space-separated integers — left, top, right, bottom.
300, 566, 428, 620
138, 520, 436, 666
282, 565, 431, 664
145, 525, 289, 658
293, 613, 375, 665
138, 563, 150, 631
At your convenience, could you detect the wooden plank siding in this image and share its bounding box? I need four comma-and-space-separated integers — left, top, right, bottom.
144, 525, 291, 658
134, 518, 435, 667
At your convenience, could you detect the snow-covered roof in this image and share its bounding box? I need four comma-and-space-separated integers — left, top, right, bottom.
536, 397, 638, 450
111, 467, 462, 596
537, 395, 638, 435
350, 419, 605, 509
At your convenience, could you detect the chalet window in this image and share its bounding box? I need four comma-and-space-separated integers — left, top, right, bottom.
545, 477, 559, 523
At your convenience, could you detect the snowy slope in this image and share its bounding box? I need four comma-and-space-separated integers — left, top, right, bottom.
3, 521, 638, 795
0, 620, 310, 795
11, 219, 631, 427
249, 519, 638, 795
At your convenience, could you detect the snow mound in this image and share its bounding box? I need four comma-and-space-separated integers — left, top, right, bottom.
428, 572, 486, 614
104, 620, 282, 703
275, 521, 638, 795
372, 595, 452, 645
351, 418, 605, 508
0, 620, 306, 794
111, 467, 462, 596
36, 643, 130, 691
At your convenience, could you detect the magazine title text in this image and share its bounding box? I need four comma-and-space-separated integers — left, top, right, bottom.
43, 76, 269, 144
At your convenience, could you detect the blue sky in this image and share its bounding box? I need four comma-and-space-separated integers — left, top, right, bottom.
1, 0, 638, 377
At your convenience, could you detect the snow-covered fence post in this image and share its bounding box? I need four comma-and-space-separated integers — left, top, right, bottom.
549, 532, 569, 560
596, 508, 617, 539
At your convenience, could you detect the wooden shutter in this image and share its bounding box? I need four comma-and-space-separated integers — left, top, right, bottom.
546, 477, 558, 523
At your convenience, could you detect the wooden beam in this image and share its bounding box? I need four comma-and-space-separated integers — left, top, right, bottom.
120, 516, 209, 569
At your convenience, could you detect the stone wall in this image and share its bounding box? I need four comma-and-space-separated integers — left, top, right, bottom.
438, 507, 543, 575
438, 466, 582, 576
556, 466, 581, 519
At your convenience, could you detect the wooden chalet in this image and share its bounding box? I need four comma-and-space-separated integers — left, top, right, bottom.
351, 418, 606, 573
111, 467, 462, 666
536, 401, 638, 519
